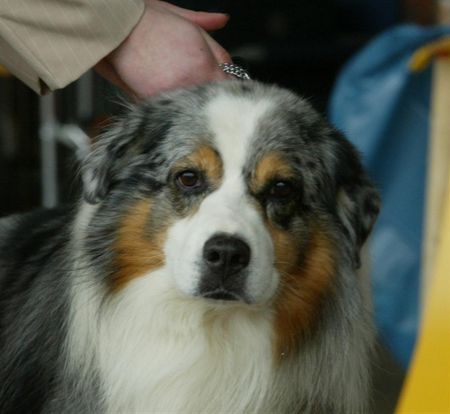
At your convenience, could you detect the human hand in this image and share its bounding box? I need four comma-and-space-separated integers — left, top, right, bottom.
95, 0, 232, 99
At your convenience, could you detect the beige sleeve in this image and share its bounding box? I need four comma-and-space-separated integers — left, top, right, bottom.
0, 0, 145, 94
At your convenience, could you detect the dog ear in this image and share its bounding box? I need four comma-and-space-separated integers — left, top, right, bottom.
81, 121, 135, 204
81, 101, 173, 204
333, 133, 380, 268
81, 145, 113, 204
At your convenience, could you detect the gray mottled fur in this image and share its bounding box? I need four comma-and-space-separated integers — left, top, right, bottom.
0, 81, 379, 413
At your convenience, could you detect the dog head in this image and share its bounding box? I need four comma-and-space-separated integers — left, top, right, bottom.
81, 81, 379, 339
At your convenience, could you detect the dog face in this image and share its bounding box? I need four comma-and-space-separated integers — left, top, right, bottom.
82, 81, 379, 347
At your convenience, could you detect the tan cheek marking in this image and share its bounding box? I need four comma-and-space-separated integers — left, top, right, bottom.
112, 199, 167, 291
272, 225, 336, 358
251, 152, 295, 193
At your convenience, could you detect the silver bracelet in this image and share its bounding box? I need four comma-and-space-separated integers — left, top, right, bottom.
219, 63, 251, 80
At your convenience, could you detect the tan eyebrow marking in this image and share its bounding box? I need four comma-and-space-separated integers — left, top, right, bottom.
251, 152, 296, 193
173, 145, 223, 186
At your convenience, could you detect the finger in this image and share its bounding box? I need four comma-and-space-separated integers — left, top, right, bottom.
201, 36, 233, 81
94, 60, 137, 99
157, 1, 230, 31
201, 31, 232, 65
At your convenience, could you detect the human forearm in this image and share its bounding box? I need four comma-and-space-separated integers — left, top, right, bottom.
0, 0, 145, 94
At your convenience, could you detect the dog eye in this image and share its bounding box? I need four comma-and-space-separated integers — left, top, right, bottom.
269, 180, 295, 199
176, 170, 203, 189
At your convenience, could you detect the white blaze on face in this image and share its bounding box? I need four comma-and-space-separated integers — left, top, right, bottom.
164, 92, 279, 304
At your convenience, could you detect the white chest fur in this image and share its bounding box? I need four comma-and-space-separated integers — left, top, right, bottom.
70, 268, 281, 414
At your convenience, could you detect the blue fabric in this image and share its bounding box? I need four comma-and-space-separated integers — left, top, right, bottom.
329, 25, 450, 367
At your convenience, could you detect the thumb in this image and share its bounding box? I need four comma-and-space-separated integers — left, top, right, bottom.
201, 30, 232, 65
157, 1, 229, 31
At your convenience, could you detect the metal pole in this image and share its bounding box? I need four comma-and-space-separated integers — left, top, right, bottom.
39, 94, 58, 208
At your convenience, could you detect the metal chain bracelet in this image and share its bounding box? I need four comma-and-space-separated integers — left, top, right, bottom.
219, 63, 251, 80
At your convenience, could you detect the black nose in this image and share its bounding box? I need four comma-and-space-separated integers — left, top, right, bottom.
202, 234, 251, 276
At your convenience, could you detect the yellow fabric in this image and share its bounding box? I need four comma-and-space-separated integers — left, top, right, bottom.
396, 173, 450, 413
422, 58, 450, 297
410, 37, 450, 72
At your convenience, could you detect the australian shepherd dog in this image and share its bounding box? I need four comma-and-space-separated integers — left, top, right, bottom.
0, 81, 379, 413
